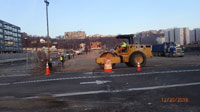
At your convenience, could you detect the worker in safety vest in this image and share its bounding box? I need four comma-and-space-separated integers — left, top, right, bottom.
60, 55, 65, 67
121, 40, 127, 52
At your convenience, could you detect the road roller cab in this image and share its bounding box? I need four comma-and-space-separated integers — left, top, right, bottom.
96, 34, 152, 69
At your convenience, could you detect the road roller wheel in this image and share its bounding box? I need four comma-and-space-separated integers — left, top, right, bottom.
130, 52, 146, 67
98, 52, 116, 69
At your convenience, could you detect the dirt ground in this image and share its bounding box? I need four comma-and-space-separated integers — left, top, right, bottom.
1, 51, 200, 75
57, 50, 200, 72
147, 55, 200, 67
57, 50, 101, 72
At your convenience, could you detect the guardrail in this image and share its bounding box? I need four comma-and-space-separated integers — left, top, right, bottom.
0, 53, 26, 60
0, 52, 60, 64
0, 58, 26, 64
0, 53, 29, 64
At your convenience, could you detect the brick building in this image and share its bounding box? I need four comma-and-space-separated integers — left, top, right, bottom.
64, 31, 86, 39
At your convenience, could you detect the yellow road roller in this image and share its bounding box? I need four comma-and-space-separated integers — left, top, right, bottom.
96, 34, 152, 69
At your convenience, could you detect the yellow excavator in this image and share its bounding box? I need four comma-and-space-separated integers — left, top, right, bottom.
96, 34, 152, 69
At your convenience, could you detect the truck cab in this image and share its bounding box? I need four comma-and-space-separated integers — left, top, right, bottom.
174, 44, 184, 57
164, 42, 184, 57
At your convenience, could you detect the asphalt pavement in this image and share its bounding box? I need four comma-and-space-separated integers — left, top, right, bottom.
0, 64, 200, 111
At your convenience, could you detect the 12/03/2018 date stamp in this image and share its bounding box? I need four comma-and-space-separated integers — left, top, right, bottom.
162, 98, 188, 103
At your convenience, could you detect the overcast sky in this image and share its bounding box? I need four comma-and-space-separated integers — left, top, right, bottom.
0, 0, 200, 38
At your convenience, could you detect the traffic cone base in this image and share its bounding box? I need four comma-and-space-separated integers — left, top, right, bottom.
104, 69, 112, 72
137, 67, 141, 72
46, 62, 50, 75
137, 62, 141, 72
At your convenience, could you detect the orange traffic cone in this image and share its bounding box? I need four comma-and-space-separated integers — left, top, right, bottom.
46, 62, 50, 75
137, 62, 141, 72
104, 58, 112, 72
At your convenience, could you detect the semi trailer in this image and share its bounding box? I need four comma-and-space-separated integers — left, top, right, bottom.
152, 42, 184, 57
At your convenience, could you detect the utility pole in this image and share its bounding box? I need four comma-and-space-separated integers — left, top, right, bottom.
44, 0, 50, 61
24, 37, 28, 67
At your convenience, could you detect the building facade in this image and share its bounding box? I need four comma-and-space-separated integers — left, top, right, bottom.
0, 19, 22, 53
64, 31, 86, 39
190, 28, 200, 43
165, 28, 190, 45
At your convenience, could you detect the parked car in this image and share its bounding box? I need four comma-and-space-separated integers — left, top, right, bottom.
75, 50, 83, 55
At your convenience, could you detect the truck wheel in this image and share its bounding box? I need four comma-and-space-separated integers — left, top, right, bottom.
129, 52, 147, 67
163, 53, 166, 56
169, 53, 173, 57
155, 52, 158, 56
153, 52, 156, 56
159, 52, 162, 56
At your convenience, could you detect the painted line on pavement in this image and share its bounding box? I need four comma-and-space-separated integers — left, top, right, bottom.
84, 71, 115, 75
0, 74, 30, 78
26, 81, 200, 98
80, 80, 112, 85
0, 69, 200, 86
0, 83, 11, 86
52, 82, 200, 97
127, 82, 200, 91
84, 72, 93, 75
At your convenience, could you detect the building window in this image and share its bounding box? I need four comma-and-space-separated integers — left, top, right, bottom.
6, 41, 14, 45
17, 29, 21, 32
5, 31, 9, 35
0, 28, 3, 33
4, 25, 8, 29
17, 33, 21, 37
4, 36, 14, 40
13, 28, 17, 32
13, 33, 17, 37
0, 23, 2, 27
0, 34, 3, 39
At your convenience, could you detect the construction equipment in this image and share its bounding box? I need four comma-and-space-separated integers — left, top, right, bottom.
96, 34, 152, 69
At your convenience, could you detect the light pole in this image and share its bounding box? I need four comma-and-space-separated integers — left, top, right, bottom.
24, 37, 28, 67
44, 0, 50, 61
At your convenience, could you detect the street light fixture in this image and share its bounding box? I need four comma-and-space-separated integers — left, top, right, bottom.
44, 0, 50, 61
